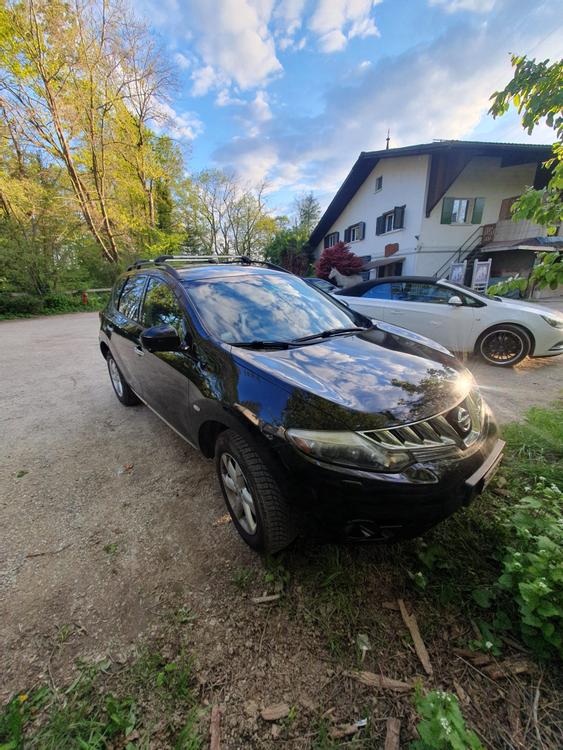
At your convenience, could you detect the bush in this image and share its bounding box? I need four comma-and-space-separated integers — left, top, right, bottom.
411, 689, 484, 750
315, 241, 364, 280
497, 479, 563, 657
43, 293, 77, 311
0, 293, 44, 316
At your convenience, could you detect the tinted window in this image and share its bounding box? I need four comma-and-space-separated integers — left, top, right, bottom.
117, 275, 146, 320
362, 283, 392, 299
184, 273, 361, 344
142, 278, 184, 333
400, 282, 452, 304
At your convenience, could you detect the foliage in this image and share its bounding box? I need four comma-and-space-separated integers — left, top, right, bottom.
0, 291, 108, 318
0, 293, 44, 316
411, 689, 484, 750
0, 649, 202, 749
488, 55, 563, 295
292, 192, 321, 236
315, 241, 364, 279
497, 479, 563, 657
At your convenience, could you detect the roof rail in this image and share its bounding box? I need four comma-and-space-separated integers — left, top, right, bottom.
126, 255, 292, 277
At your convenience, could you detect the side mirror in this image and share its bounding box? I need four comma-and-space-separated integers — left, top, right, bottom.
141, 324, 181, 352
448, 295, 463, 306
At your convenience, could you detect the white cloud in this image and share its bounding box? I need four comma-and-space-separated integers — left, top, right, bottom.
153, 100, 204, 140
173, 52, 191, 70
430, 0, 496, 11
249, 90, 273, 122
181, 0, 282, 90
216, 89, 245, 107
191, 65, 219, 96
310, 0, 380, 53
214, 0, 560, 197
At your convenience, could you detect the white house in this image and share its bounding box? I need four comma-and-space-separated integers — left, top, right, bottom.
310, 141, 556, 284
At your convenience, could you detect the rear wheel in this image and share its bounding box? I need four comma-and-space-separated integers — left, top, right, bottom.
214, 429, 296, 553
477, 324, 531, 367
107, 353, 141, 405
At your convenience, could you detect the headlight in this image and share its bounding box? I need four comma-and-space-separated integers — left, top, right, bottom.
286, 429, 411, 472
541, 314, 563, 329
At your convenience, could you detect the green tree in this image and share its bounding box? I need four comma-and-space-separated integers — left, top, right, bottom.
489, 55, 563, 294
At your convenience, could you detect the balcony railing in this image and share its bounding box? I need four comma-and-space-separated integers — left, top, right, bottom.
481, 219, 549, 245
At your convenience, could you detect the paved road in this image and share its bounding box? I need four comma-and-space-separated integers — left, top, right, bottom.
0, 312, 561, 699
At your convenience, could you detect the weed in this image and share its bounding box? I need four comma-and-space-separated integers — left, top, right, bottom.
263, 555, 290, 591
0, 646, 202, 748
15, 470, 28, 479
411, 688, 484, 750
231, 566, 254, 591
103, 542, 119, 556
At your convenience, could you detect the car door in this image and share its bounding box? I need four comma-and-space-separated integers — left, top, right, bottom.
384, 281, 477, 352
108, 274, 148, 394
338, 282, 395, 322
136, 276, 194, 438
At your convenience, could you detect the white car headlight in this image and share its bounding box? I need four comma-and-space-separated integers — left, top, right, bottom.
286, 429, 411, 472
541, 314, 563, 329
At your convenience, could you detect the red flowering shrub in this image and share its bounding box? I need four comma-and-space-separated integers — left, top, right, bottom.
315, 241, 364, 280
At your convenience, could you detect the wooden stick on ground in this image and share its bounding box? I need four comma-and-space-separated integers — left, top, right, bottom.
384, 718, 401, 750
210, 705, 221, 750
398, 599, 433, 676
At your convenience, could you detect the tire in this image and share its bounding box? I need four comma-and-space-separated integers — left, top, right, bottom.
214, 429, 297, 554
106, 352, 141, 405
477, 324, 531, 367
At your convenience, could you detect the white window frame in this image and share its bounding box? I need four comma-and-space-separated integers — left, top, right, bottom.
383, 212, 394, 233
375, 175, 383, 192
451, 198, 470, 224
349, 224, 362, 242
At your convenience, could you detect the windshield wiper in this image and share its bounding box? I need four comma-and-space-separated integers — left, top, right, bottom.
291, 326, 370, 344
228, 339, 293, 350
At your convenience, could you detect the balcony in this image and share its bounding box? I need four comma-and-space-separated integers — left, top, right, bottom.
482, 219, 550, 245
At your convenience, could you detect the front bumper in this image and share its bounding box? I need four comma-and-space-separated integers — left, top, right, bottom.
277, 415, 504, 542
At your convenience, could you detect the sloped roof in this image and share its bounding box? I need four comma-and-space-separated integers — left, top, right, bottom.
309, 140, 553, 248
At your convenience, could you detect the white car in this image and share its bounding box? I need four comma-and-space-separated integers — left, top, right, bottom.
334, 276, 563, 366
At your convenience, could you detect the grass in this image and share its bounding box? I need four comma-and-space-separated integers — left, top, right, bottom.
0, 643, 203, 749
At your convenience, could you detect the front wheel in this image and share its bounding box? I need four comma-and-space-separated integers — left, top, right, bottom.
477, 324, 531, 367
214, 429, 297, 553
106, 352, 141, 405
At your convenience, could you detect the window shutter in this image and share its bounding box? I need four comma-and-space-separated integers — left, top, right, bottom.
359, 221, 366, 240
393, 205, 405, 230
376, 215, 384, 235
324, 236, 330, 249
344, 227, 351, 242
472, 197, 485, 224
441, 197, 454, 224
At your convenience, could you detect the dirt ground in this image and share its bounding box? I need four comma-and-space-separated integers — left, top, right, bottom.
1, 312, 562, 746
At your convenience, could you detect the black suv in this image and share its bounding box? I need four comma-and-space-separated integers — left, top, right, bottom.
99, 256, 504, 553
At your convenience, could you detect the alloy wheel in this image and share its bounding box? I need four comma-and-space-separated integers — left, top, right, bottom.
108, 357, 124, 398
480, 329, 524, 365
220, 453, 258, 535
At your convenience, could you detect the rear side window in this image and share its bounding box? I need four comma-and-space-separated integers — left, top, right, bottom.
141, 278, 185, 333
362, 283, 392, 299
401, 282, 452, 304
117, 275, 146, 320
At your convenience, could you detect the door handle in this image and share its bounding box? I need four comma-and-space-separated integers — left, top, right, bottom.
134, 345, 144, 357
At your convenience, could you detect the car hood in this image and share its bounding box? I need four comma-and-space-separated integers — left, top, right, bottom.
231, 330, 472, 431
492, 297, 563, 319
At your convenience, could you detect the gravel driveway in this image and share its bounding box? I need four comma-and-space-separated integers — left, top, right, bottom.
1, 312, 562, 703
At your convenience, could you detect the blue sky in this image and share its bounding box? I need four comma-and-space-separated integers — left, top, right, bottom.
138, 0, 562, 215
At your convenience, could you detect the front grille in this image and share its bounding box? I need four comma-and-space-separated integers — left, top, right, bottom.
361, 389, 484, 460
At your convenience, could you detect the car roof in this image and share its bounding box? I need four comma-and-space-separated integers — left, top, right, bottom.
127, 263, 290, 283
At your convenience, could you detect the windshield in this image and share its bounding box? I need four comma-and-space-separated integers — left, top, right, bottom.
184, 273, 362, 344
441, 281, 496, 302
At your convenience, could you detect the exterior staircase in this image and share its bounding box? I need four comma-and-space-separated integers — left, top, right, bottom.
434, 225, 489, 283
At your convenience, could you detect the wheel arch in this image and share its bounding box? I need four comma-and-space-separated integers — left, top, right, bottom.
474, 322, 535, 356
100, 341, 110, 359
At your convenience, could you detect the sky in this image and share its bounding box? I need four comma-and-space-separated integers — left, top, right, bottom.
137, 0, 562, 215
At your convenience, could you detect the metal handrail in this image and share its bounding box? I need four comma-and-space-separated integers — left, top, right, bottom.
434, 226, 484, 279
126, 255, 291, 277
